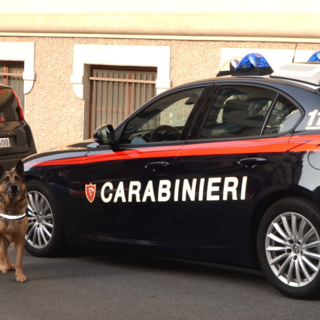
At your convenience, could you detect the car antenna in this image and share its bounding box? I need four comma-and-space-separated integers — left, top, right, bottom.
292, 43, 298, 63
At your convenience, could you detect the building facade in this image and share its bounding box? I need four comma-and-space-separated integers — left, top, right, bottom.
1, 0, 320, 152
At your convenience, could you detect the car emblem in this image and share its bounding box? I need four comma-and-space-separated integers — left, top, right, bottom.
292, 245, 300, 254
85, 183, 96, 203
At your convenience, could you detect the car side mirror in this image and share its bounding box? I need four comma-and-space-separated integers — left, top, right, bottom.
93, 124, 116, 145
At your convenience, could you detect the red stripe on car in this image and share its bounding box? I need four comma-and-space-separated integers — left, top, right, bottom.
25, 134, 320, 167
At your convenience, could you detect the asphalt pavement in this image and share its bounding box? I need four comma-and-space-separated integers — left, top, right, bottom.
1, 245, 320, 320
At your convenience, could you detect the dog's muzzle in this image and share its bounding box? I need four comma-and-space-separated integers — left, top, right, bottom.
6, 184, 20, 199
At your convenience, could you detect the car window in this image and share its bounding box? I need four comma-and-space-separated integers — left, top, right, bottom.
200, 86, 276, 139
120, 87, 205, 144
262, 95, 301, 135
0, 88, 22, 122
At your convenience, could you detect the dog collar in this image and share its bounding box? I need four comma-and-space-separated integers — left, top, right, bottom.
0, 213, 26, 221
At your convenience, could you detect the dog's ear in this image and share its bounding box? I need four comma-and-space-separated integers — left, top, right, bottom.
0, 164, 5, 178
15, 160, 25, 177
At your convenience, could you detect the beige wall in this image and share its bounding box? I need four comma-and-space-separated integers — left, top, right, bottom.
1, 36, 320, 153
2, 0, 320, 14
1, 14, 320, 41
1, 6, 320, 152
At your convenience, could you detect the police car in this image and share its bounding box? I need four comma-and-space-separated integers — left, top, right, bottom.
24, 52, 320, 299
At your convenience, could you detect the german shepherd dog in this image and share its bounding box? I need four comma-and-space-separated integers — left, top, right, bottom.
0, 160, 28, 282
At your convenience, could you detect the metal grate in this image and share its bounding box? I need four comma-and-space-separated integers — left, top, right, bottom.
90, 67, 157, 135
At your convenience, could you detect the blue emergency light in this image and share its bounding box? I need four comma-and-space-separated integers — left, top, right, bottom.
232, 53, 273, 76
308, 51, 320, 62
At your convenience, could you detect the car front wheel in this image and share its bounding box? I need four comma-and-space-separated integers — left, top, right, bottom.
25, 179, 69, 257
257, 197, 320, 299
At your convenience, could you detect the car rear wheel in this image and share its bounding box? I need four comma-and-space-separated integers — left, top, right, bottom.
257, 197, 320, 299
25, 180, 69, 257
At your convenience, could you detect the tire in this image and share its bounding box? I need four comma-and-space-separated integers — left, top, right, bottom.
257, 197, 320, 299
25, 179, 69, 257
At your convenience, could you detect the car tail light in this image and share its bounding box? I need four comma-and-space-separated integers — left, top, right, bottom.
11, 89, 25, 121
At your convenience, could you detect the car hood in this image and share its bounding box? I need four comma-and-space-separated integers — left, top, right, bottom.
22, 139, 100, 171
50, 139, 98, 151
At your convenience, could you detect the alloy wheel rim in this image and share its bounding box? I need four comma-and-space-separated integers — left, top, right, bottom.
265, 212, 320, 287
26, 191, 54, 249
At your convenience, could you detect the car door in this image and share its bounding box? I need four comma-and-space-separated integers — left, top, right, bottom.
80, 85, 209, 241
174, 84, 302, 245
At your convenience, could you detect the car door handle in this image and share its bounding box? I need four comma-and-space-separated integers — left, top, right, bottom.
145, 161, 171, 172
238, 157, 269, 168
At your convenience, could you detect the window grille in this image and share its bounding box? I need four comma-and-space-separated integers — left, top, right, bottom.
89, 66, 157, 135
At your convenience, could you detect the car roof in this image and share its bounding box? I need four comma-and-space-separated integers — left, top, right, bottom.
0, 83, 11, 89
181, 59, 320, 94
180, 72, 320, 94
179, 76, 317, 92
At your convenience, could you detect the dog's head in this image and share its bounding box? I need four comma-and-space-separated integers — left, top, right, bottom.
0, 160, 26, 202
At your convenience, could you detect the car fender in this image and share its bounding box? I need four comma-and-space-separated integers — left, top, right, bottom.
240, 157, 320, 250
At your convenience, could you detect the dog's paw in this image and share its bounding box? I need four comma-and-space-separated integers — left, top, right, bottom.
0, 262, 15, 273
15, 274, 27, 282
0, 265, 8, 274
7, 263, 16, 271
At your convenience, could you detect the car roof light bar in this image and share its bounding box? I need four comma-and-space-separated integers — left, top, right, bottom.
232, 53, 274, 76
216, 58, 240, 77
271, 63, 320, 85
308, 51, 320, 62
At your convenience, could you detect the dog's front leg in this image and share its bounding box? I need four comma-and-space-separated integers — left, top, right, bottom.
2, 237, 16, 270
2, 236, 15, 271
14, 237, 26, 282
0, 235, 9, 274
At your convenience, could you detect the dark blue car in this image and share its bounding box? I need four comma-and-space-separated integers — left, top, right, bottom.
23, 54, 320, 298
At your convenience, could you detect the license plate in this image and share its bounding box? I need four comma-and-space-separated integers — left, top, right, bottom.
0, 138, 10, 148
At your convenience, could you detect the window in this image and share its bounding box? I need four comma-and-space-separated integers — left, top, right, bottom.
89, 66, 157, 136
0, 88, 23, 122
201, 86, 276, 139
263, 95, 301, 135
0, 61, 24, 109
120, 87, 205, 144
